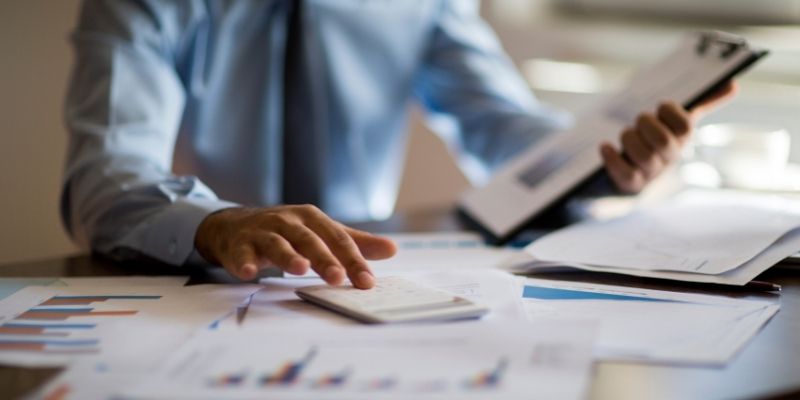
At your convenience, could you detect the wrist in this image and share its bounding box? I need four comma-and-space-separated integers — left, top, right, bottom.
194, 206, 241, 265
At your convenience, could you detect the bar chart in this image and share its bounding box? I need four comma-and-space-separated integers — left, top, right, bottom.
0, 322, 94, 337
209, 370, 248, 387
311, 367, 351, 389
259, 347, 317, 386
201, 345, 514, 394
0, 339, 99, 354
129, 322, 596, 399
465, 358, 508, 389
0, 284, 264, 370
0, 295, 161, 354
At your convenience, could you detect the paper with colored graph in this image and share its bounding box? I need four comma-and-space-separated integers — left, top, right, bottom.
521, 278, 779, 365
123, 321, 596, 400
0, 284, 260, 369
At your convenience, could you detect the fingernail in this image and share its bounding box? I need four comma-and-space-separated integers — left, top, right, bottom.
291, 257, 308, 270
241, 264, 257, 279
356, 271, 374, 288
324, 266, 343, 282
286, 259, 308, 275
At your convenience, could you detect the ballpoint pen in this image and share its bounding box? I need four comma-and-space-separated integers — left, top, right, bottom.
706, 280, 782, 292
741, 280, 781, 292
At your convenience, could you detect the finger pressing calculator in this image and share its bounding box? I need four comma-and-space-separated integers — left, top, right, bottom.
295, 276, 490, 324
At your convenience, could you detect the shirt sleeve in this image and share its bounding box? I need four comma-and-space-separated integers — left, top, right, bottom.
414, 0, 573, 183
61, 0, 236, 266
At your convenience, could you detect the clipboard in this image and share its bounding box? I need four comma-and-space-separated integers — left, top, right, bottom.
458, 31, 769, 245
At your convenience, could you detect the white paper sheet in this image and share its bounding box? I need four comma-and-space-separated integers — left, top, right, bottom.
122, 321, 597, 400
0, 284, 260, 369
527, 203, 800, 275
216, 278, 357, 329
365, 232, 518, 274
397, 269, 527, 321
277, 232, 519, 282
515, 227, 800, 286
520, 278, 779, 365
30, 369, 145, 400
237, 269, 526, 330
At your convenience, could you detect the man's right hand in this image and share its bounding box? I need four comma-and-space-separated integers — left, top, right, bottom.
194, 205, 397, 289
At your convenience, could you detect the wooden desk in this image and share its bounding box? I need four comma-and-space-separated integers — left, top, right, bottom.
1, 208, 799, 400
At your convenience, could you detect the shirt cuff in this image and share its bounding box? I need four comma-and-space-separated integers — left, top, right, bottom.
140, 197, 239, 266
185, 248, 212, 266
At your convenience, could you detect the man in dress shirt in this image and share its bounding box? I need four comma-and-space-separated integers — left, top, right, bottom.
61, 0, 735, 289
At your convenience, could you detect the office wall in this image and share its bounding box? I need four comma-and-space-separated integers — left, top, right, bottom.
0, 0, 82, 264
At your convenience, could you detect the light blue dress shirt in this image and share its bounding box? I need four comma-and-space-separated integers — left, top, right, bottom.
61, 0, 571, 266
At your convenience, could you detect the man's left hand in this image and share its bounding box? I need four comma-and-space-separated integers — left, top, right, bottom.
600, 81, 738, 193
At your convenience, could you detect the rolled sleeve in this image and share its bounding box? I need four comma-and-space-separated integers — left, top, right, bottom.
61, 1, 233, 268
138, 198, 239, 266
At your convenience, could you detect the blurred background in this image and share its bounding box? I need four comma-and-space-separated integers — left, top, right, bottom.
0, 0, 798, 265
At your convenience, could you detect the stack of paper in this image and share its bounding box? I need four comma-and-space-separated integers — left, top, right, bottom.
14, 227, 787, 399
31, 270, 540, 400
517, 201, 800, 285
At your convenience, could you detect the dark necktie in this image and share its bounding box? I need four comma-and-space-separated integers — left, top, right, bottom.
282, 0, 321, 206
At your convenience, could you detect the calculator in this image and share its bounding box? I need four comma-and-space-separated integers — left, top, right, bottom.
295, 276, 490, 324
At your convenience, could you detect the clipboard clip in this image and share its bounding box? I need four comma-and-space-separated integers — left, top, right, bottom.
696, 31, 747, 59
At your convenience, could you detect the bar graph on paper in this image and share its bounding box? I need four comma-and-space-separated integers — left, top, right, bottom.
130, 323, 596, 400
0, 295, 160, 354
204, 346, 509, 394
